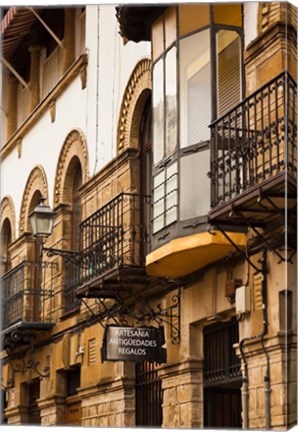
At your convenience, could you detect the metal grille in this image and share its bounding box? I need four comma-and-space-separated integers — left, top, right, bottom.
1, 260, 58, 330
204, 318, 241, 385
135, 361, 163, 427
210, 71, 297, 208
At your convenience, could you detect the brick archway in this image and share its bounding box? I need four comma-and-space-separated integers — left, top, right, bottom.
19, 165, 49, 234
0, 196, 16, 242
53, 128, 89, 207
117, 58, 152, 154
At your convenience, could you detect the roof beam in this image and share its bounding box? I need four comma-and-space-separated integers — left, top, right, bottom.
27, 7, 64, 49
1, 56, 30, 90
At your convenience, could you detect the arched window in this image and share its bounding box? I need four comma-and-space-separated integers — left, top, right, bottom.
1, 218, 12, 274
63, 157, 82, 313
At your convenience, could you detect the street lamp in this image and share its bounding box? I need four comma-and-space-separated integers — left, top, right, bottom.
29, 197, 55, 241
29, 196, 81, 263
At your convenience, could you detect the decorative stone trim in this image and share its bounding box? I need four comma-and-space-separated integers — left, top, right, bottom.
53, 128, 89, 206
19, 165, 49, 234
80, 65, 87, 89
0, 195, 16, 242
17, 138, 22, 158
117, 58, 151, 154
49, 100, 56, 123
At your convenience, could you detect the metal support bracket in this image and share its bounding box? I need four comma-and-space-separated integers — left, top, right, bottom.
81, 283, 181, 344
214, 224, 262, 272
1, 56, 30, 90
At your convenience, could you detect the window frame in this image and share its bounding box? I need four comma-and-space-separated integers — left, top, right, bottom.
151, 5, 245, 249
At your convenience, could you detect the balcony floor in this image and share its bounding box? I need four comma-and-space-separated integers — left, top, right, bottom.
2, 321, 55, 350
75, 265, 153, 299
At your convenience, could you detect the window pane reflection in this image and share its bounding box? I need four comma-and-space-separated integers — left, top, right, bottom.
179, 29, 211, 147
165, 47, 177, 156
153, 60, 164, 164
217, 30, 241, 117
180, 150, 210, 220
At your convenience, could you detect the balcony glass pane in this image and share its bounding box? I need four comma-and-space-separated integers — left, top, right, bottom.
165, 7, 177, 48
152, 15, 164, 61
179, 29, 211, 147
153, 171, 165, 233
166, 162, 178, 226
180, 150, 210, 220
213, 4, 242, 27
179, 4, 210, 36
165, 47, 177, 157
153, 59, 165, 164
217, 30, 241, 117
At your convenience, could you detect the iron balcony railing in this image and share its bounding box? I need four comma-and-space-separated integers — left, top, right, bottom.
63, 193, 151, 309
210, 71, 297, 208
1, 260, 58, 331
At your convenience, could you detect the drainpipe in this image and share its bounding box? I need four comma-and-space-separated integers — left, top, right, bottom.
238, 248, 270, 429
240, 341, 249, 429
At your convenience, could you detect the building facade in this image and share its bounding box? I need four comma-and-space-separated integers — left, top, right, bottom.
0, 3, 296, 429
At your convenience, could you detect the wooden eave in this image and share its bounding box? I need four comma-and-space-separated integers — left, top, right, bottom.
116, 5, 166, 42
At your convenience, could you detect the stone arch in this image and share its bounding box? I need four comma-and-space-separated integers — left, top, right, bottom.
19, 165, 49, 234
53, 128, 89, 206
117, 58, 152, 154
0, 196, 16, 243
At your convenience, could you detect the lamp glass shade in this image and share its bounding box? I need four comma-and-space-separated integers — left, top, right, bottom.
29, 199, 55, 238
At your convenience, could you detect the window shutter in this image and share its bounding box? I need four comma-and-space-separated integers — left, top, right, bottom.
217, 37, 241, 117
188, 61, 211, 145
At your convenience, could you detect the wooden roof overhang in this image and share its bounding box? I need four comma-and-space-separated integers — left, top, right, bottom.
1, 7, 43, 59
116, 5, 165, 42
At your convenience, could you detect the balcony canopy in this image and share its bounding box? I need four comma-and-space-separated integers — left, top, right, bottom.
116, 6, 165, 42
1, 7, 43, 59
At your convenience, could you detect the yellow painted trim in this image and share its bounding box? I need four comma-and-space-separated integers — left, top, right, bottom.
146, 230, 247, 278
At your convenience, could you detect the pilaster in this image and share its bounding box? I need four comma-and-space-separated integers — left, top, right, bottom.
38, 396, 66, 425
159, 359, 203, 428
63, 8, 76, 73
79, 376, 135, 427
6, 74, 18, 139
29, 45, 43, 110
5, 405, 29, 425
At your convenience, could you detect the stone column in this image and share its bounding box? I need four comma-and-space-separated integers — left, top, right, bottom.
160, 359, 203, 429
6, 74, 18, 139
63, 8, 76, 73
29, 45, 43, 111
38, 396, 66, 426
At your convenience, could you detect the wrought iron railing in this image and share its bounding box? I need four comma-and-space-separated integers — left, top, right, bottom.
63, 193, 150, 308
210, 71, 297, 208
1, 260, 58, 331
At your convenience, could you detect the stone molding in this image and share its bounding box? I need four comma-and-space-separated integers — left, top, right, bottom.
0, 195, 16, 242
19, 165, 49, 234
159, 358, 203, 379
53, 128, 89, 206
117, 58, 151, 153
